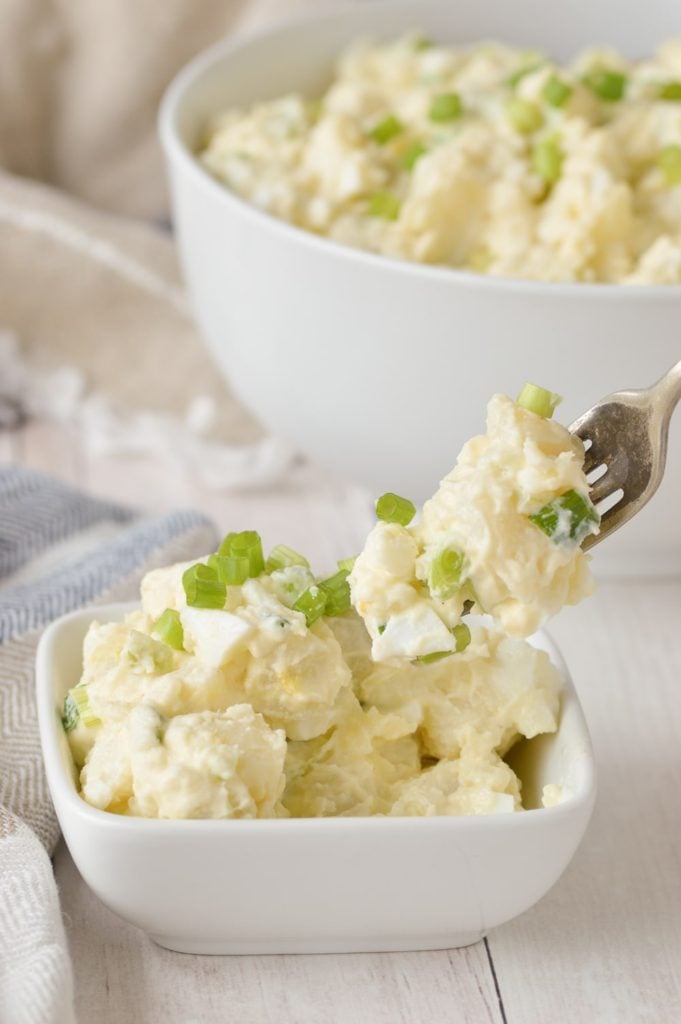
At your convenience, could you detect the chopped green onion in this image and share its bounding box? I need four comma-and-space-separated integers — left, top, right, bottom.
542, 76, 573, 107
292, 585, 327, 626
368, 191, 401, 220
62, 687, 100, 733
452, 622, 471, 653
532, 136, 564, 185
337, 556, 357, 573
413, 35, 433, 52
582, 70, 627, 102
657, 144, 681, 186
377, 623, 386, 635
401, 140, 428, 170
529, 489, 600, 546
429, 548, 466, 601
207, 553, 250, 585
266, 544, 310, 573
659, 81, 681, 101
375, 492, 416, 526
507, 61, 543, 88
370, 114, 404, 145
506, 98, 543, 134
418, 650, 453, 664
218, 530, 265, 577
153, 608, 184, 651
270, 565, 315, 607
429, 92, 462, 123
318, 570, 351, 617
182, 563, 226, 609
516, 382, 562, 418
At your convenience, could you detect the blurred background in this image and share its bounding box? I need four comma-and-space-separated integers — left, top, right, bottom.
0, 0, 374, 558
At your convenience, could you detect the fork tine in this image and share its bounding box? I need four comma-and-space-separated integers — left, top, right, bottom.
582, 447, 607, 477
580, 437, 610, 477
570, 413, 610, 476
587, 471, 615, 506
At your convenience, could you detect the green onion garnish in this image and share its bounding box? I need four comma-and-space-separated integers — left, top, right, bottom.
318, 570, 351, 617
529, 490, 600, 546
657, 144, 681, 186
218, 530, 265, 577
337, 556, 357, 573
506, 98, 543, 134
401, 140, 428, 171
266, 544, 310, 573
531, 136, 564, 185
182, 563, 226, 609
582, 70, 627, 102
375, 492, 416, 526
659, 81, 681, 101
542, 76, 573, 108
429, 92, 462, 123
207, 553, 250, 585
452, 622, 471, 653
270, 565, 315, 608
516, 382, 562, 419
370, 114, 404, 145
292, 585, 327, 626
429, 548, 466, 601
62, 687, 100, 733
153, 608, 184, 651
413, 35, 433, 52
377, 623, 387, 635
368, 191, 401, 220
418, 650, 453, 664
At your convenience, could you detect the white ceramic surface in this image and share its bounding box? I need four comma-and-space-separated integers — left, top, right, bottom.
159, 0, 681, 577
37, 602, 595, 955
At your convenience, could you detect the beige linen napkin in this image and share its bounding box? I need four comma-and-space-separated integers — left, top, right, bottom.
0, 0, 366, 221
0, 168, 261, 442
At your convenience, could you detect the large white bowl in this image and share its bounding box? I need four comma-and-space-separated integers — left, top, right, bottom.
37, 602, 595, 954
159, 0, 681, 576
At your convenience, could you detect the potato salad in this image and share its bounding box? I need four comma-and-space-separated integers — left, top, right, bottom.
201, 35, 681, 284
64, 385, 598, 820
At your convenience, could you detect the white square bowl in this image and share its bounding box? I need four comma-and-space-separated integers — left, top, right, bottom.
37, 602, 596, 954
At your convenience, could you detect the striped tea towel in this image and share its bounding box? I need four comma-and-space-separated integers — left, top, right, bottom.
0, 466, 217, 1024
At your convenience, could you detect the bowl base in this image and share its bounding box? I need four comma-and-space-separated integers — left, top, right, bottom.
150, 930, 486, 955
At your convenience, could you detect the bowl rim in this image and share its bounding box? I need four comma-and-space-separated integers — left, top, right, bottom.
37, 600, 597, 835
158, 0, 681, 302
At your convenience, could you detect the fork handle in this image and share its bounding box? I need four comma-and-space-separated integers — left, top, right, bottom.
652, 358, 681, 417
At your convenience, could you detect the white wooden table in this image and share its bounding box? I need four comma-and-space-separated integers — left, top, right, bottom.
4, 419, 681, 1024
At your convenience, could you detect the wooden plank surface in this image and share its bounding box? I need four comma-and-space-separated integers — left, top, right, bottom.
489, 581, 681, 1024
56, 844, 504, 1024
5, 417, 681, 1023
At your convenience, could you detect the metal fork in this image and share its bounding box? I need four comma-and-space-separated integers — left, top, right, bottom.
570, 359, 681, 550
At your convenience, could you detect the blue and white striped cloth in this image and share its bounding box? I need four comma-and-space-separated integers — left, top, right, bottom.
0, 466, 217, 1024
